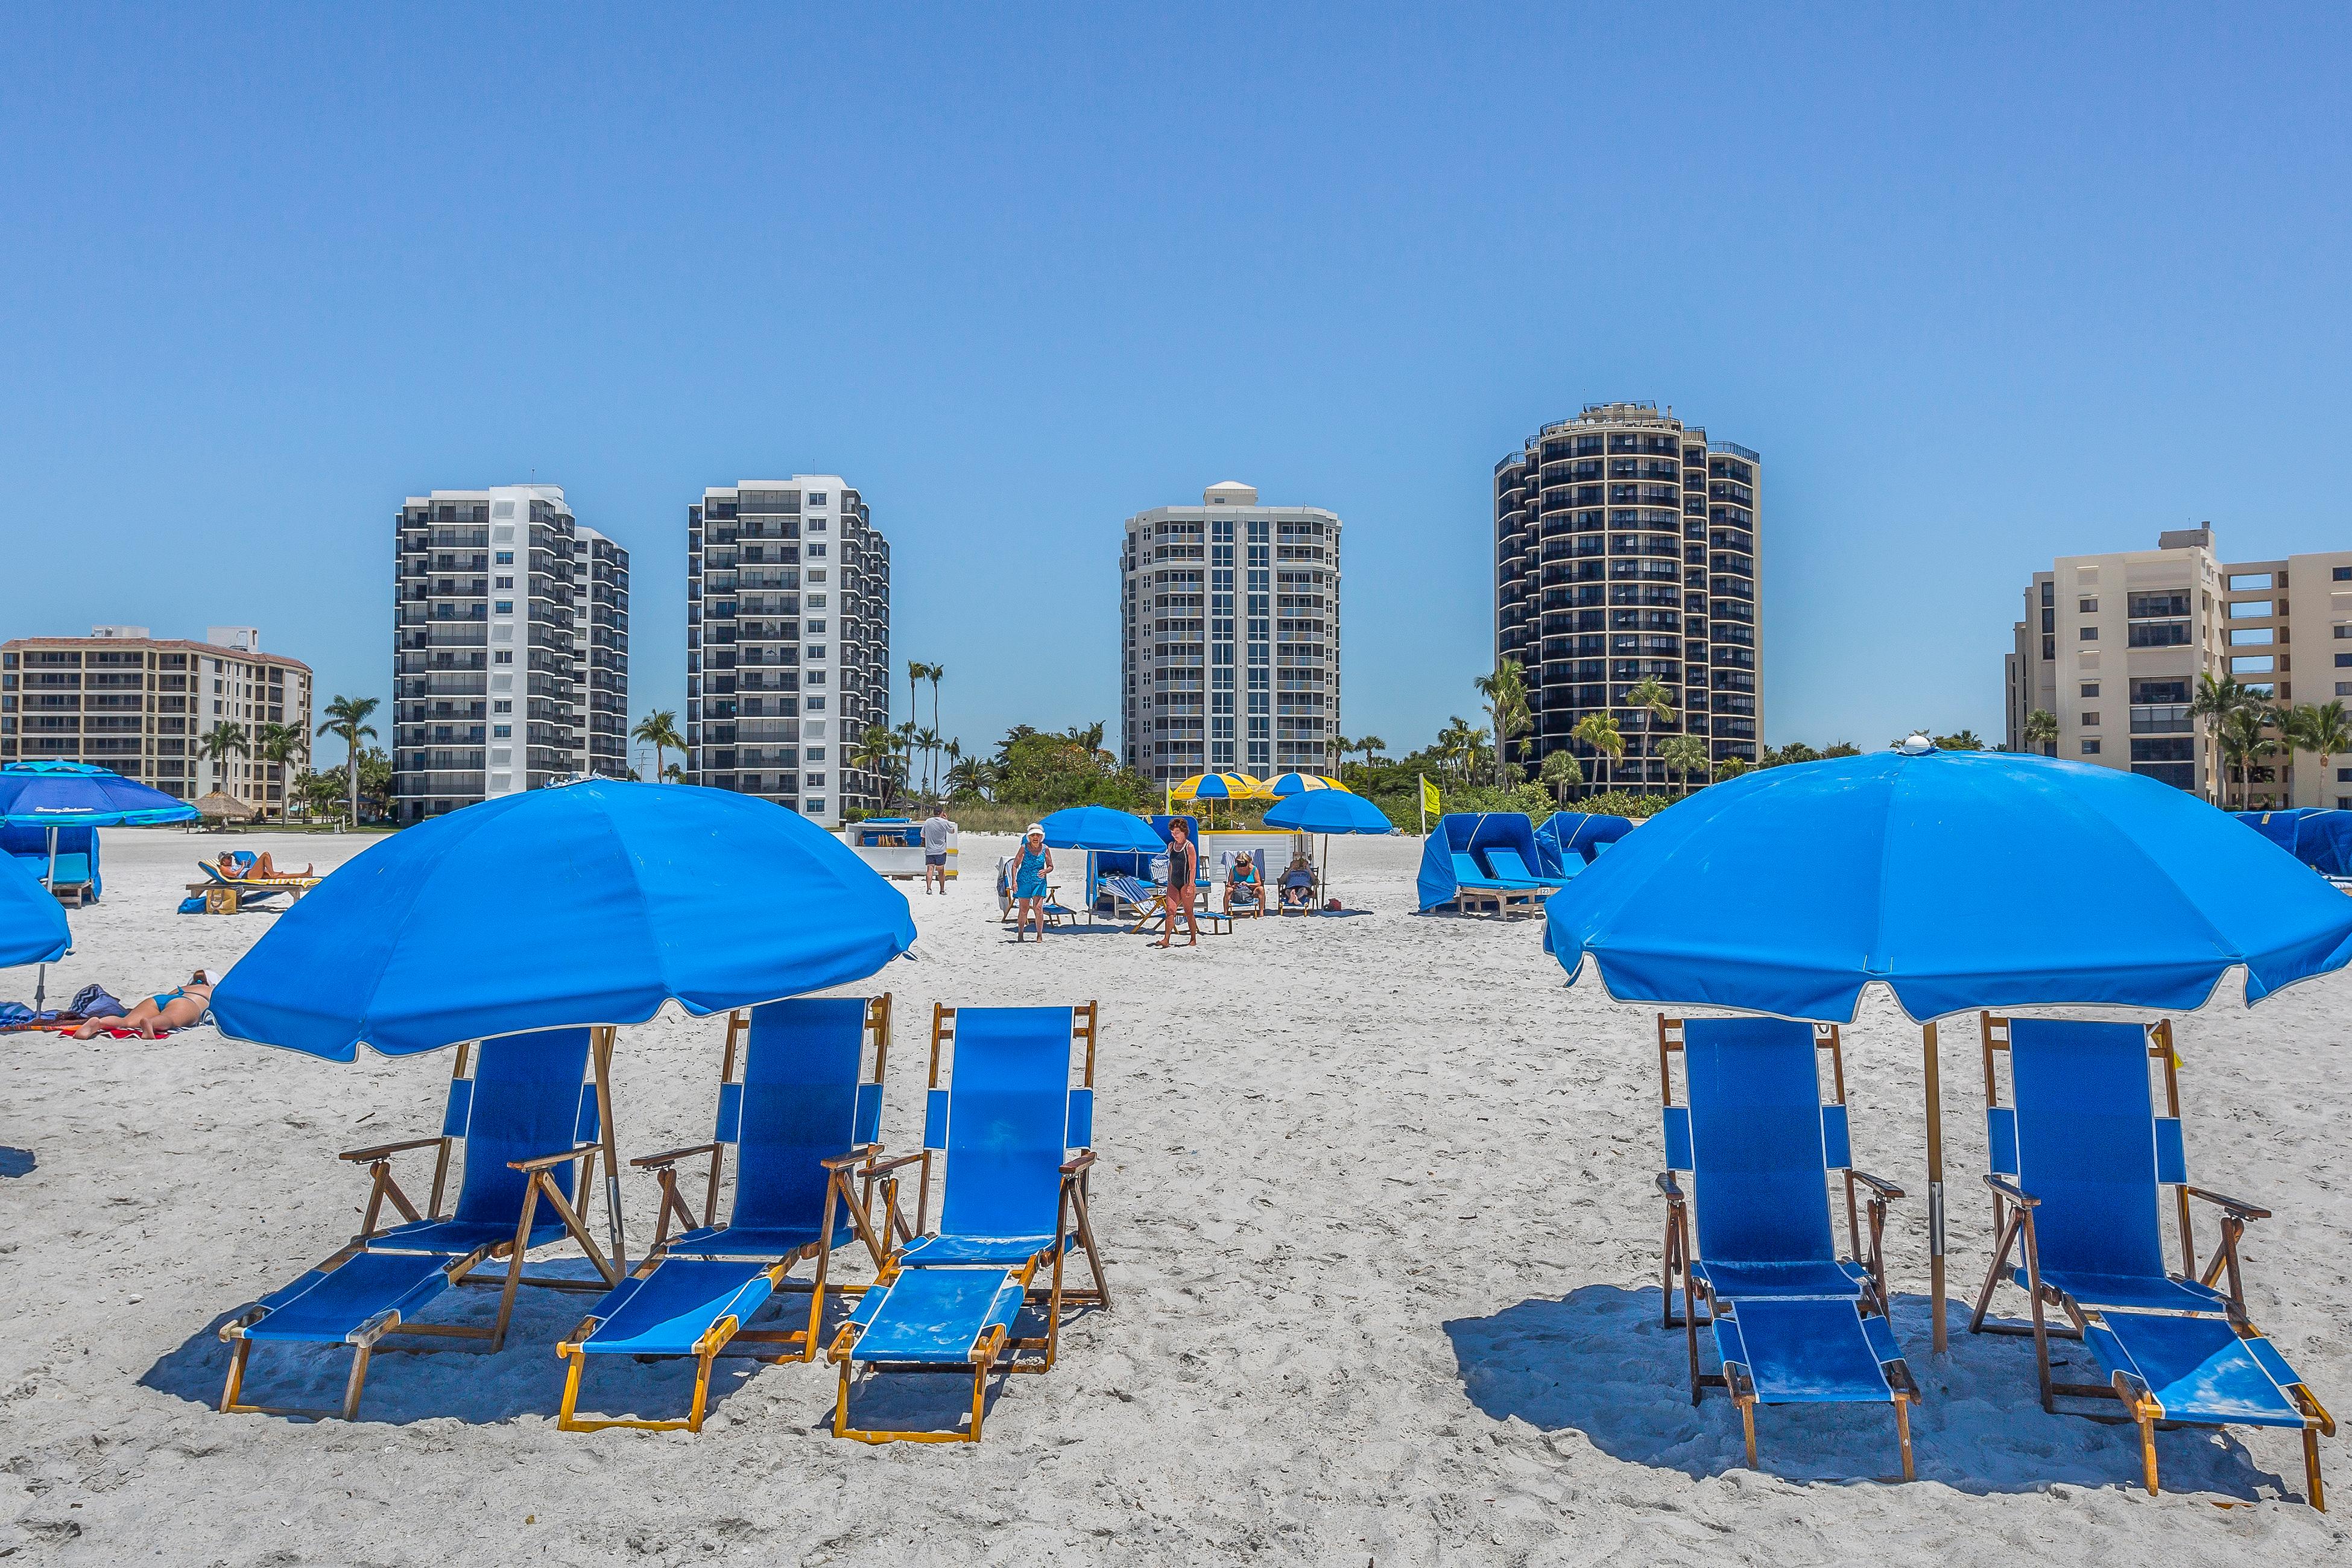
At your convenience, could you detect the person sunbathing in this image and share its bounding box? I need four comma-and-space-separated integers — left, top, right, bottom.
1279, 855, 1315, 910
219, 852, 313, 880
74, 972, 213, 1038
1224, 855, 1262, 916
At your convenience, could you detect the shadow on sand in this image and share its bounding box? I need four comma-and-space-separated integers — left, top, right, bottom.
1444, 1283, 2303, 1501
0, 1146, 34, 1178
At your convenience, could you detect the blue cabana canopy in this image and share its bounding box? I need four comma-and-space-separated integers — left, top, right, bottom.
1545, 749, 2352, 1021
1417, 813, 1546, 912
0, 854, 70, 968
1532, 811, 1635, 878
2236, 808, 2352, 879
1037, 806, 1165, 853
1263, 791, 1391, 835
210, 780, 917, 1061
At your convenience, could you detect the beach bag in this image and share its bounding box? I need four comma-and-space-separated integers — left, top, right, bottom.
177, 896, 207, 915
69, 984, 127, 1019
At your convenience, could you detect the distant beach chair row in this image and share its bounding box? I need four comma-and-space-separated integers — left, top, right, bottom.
1660, 1012, 2331, 1502
219, 997, 1109, 1442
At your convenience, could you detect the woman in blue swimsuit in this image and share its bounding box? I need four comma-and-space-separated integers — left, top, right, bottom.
1012, 824, 1054, 942
74, 971, 212, 1038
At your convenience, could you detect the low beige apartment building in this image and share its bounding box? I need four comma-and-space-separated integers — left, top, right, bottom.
2005, 525, 2352, 808
0, 625, 314, 808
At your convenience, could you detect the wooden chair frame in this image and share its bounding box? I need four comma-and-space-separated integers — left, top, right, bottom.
555, 997, 897, 1433
1967, 1012, 2335, 1505
220, 1032, 621, 1421
1654, 1014, 1915, 1479
829, 1000, 1112, 1444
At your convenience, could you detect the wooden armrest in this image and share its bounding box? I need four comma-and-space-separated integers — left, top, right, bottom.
1849, 1169, 1906, 1201
630, 1142, 719, 1171
1655, 1172, 1686, 1202
339, 1135, 443, 1163
1983, 1174, 2038, 1207
2184, 1186, 2272, 1221
1060, 1150, 1098, 1177
507, 1143, 602, 1174
819, 1143, 883, 1171
864, 1151, 926, 1177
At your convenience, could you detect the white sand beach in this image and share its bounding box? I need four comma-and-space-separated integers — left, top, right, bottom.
2, 827, 2347, 1566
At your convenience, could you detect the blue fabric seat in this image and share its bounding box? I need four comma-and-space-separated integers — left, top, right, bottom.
1973, 1017, 2331, 1501
1481, 848, 1560, 890
1660, 1017, 1918, 1478
558, 997, 891, 1433
830, 1004, 1111, 1444
218, 1028, 606, 1421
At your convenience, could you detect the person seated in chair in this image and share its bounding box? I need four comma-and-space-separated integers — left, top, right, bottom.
1279, 854, 1316, 910
74, 972, 213, 1038
1224, 853, 1263, 917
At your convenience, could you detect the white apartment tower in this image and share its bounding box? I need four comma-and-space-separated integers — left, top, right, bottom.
2005, 525, 2352, 808
1121, 481, 1341, 782
391, 485, 629, 824
1495, 403, 1762, 780
686, 478, 892, 827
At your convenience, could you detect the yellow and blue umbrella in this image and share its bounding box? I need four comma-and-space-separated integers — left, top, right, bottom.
1263, 772, 1350, 797
1172, 771, 1266, 801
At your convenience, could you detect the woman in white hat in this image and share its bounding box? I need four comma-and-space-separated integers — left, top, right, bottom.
1011, 823, 1054, 942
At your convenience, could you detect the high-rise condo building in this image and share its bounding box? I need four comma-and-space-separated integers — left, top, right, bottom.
1494, 403, 1762, 784
2003, 525, 2352, 808
686, 478, 891, 827
0, 625, 312, 806
391, 484, 628, 824
1120, 481, 1341, 783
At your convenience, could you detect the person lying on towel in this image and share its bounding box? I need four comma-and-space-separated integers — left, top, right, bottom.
74, 972, 213, 1038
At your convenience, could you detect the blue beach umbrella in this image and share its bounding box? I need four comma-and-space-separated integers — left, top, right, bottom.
0, 760, 197, 1011
1037, 805, 1165, 853
0, 854, 70, 969
1542, 743, 2352, 1347
1265, 788, 1394, 908
212, 780, 917, 1265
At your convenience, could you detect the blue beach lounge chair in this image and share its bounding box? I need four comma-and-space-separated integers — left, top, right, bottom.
1482, 847, 1562, 894
1447, 853, 1534, 917
1970, 1015, 2334, 1506
1657, 1015, 1920, 1478
555, 997, 897, 1432
828, 1002, 1111, 1443
218, 1028, 618, 1420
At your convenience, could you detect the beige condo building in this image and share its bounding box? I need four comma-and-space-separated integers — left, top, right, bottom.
2004, 525, 2352, 808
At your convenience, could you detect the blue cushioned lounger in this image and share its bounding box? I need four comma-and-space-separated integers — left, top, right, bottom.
1482, 847, 1562, 893
1447, 853, 1533, 917
1658, 1015, 1919, 1478
828, 1002, 1111, 1443
555, 996, 894, 1432
1971, 1016, 2334, 1505
219, 1028, 616, 1420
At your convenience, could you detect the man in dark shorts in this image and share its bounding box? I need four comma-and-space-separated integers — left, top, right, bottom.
1155, 817, 1200, 947
921, 803, 955, 894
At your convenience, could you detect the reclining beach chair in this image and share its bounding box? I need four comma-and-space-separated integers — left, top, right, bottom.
556, 997, 896, 1432
46, 850, 95, 907
828, 1002, 1111, 1443
1112, 872, 1230, 935
1657, 1015, 1920, 1479
1447, 853, 1534, 917
1971, 1015, 2333, 1505
1481, 847, 1563, 897
219, 1027, 618, 1420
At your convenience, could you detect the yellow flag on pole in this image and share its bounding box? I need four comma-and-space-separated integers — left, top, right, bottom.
1420, 776, 1440, 815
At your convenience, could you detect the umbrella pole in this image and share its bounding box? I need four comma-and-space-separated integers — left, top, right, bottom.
1923, 1020, 1947, 1354
45, 825, 58, 888
592, 1026, 626, 1274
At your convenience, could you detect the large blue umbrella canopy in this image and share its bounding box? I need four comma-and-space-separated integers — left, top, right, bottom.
0, 855, 70, 968
1263, 791, 1393, 835
0, 760, 200, 827
211, 780, 917, 1061
1037, 805, 1166, 853
1546, 748, 2352, 1021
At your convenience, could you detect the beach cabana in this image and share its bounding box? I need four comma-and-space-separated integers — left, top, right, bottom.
1415, 812, 1546, 914
1533, 811, 1634, 879
207, 779, 916, 1420
1543, 744, 2352, 1497
1038, 806, 1164, 925
2236, 807, 2352, 880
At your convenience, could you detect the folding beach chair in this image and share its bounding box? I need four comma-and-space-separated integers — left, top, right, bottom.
1971, 1015, 2334, 1505
556, 997, 896, 1432
828, 1002, 1111, 1443
1448, 853, 1535, 917
1113, 873, 1230, 935
1096, 871, 1154, 923
218, 1027, 618, 1420
1657, 1015, 1920, 1479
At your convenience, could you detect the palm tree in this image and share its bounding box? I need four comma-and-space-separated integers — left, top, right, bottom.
905, 661, 928, 742
926, 664, 944, 770
2218, 704, 2281, 811
914, 726, 943, 799
253, 721, 305, 821
317, 694, 379, 827
1658, 733, 1712, 795
2022, 709, 2058, 757
1063, 720, 1110, 763
1355, 733, 1386, 780
853, 724, 909, 812
199, 719, 251, 803
944, 753, 994, 801
632, 709, 686, 783
1538, 748, 1584, 807
2282, 700, 2352, 800
1435, 716, 1485, 788
1473, 659, 1532, 787
2191, 673, 2261, 804
1714, 757, 1753, 783
1624, 675, 1676, 792
1933, 730, 1984, 751
1573, 712, 1624, 796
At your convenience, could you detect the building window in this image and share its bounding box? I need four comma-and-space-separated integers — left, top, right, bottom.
805, 772, 826, 787
492, 724, 511, 739
493, 700, 511, 714
495, 577, 513, 590
2081, 739, 2102, 755
2081, 712, 2101, 725
493, 600, 514, 615
806, 798, 826, 815
495, 651, 513, 665
2337, 653, 2352, 668
808, 544, 827, 558
805, 697, 824, 712
2078, 598, 2097, 613
496, 551, 514, 565
2339, 768, 2352, 782
806, 493, 826, 505
2079, 626, 2098, 640
2336, 566, 2351, 581
2080, 682, 2099, 698
806, 746, 824, 761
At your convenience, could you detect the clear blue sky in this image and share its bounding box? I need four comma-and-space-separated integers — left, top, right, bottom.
5, 5, 2347, 760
